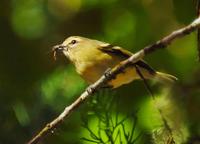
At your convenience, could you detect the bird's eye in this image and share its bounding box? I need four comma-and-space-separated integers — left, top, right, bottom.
70, 40, 77, 45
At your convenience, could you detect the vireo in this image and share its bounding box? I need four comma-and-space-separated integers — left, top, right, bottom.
53, 36, 177, 88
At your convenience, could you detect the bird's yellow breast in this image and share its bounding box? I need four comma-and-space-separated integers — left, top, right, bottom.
76, 60, 152, 88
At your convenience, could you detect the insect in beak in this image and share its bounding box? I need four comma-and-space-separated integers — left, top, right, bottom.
52, 45, 66, 61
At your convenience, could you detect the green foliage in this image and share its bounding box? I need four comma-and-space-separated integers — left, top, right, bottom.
0, 0, 199, 144
11, 0, 48, 38
41, 65, 86, 110
173, 0, 196, 24
103, 8, 136, 44
13, 101, 30, 126
81, 94, 142, 144
138, 90, 189, 143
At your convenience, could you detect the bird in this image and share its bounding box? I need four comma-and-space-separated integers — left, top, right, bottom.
53, 36, 177, 89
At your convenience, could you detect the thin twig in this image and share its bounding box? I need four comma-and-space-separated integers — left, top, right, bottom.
134, 65, 154, 98
27, 17, 200, 144
135, 65, 175, 142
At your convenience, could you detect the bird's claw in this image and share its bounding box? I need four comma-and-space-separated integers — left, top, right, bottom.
104, 68, 113, 78
86, 85, 95, 94
104, 68, 116, 80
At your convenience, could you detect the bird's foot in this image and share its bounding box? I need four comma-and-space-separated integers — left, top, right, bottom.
104, 68, 114, 79
86, 85, 96, 94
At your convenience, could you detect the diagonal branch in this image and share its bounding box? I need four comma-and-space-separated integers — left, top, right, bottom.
27, 17, 200, 144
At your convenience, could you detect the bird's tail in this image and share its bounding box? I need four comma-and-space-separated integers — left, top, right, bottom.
155, 72, 178, 83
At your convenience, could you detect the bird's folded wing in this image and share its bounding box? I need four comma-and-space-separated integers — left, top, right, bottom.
98, 44, 156, 74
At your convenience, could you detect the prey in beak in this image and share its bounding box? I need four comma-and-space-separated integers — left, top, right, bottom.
52, 45, 66, 61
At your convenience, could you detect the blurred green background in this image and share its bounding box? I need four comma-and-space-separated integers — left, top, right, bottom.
0, 0, 200, 143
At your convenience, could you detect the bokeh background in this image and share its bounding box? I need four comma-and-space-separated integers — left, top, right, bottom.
0, 0, 199, 143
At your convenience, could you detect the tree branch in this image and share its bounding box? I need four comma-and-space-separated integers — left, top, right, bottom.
27, 17, 200, 144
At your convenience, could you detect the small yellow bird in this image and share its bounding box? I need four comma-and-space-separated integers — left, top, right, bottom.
53, 36, 177, 88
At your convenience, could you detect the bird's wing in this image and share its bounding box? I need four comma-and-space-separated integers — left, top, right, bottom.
98, 43, 132, 59
98, 43, 156, 74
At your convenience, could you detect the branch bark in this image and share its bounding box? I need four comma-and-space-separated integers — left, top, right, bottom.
27, 17, 200, 144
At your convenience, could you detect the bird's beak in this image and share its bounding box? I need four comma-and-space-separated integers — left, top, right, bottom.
52, 44, 67, 60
